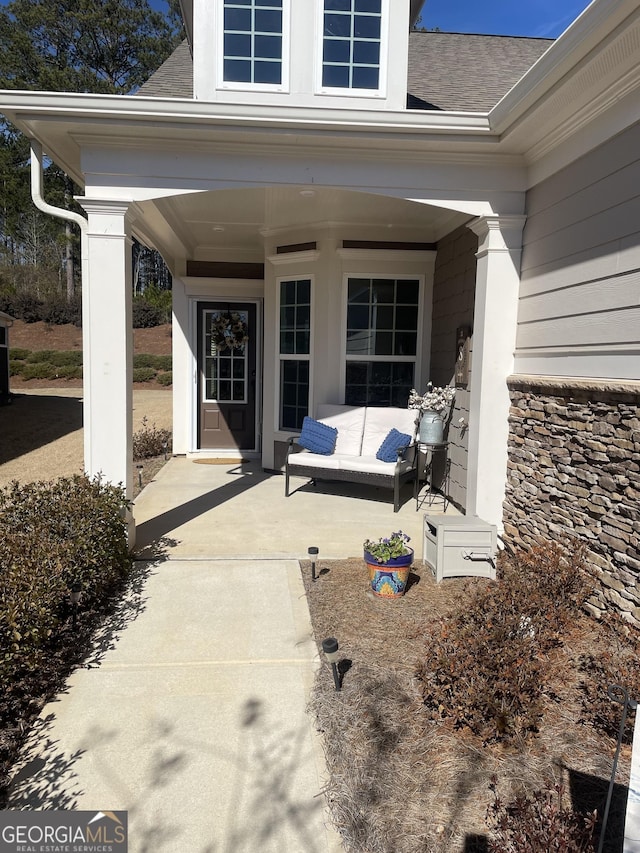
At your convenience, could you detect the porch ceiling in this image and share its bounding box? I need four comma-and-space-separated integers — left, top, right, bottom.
143, 186, 466, 261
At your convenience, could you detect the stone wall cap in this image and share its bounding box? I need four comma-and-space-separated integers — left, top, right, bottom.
507, 374, 640, 396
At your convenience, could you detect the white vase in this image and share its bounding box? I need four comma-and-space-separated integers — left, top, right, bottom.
419, 410, 444, 443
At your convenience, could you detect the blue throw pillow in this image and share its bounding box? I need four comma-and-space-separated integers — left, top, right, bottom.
376, 428, 412, 463
298, 417, 338, 455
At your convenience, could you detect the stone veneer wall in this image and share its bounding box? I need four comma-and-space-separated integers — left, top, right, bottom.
503, 375, 640, 626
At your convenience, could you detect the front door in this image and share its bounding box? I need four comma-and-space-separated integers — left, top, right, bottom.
198, 302, 257, 450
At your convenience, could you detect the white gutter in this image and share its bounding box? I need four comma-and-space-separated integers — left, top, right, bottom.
30, 138, 92, 468
2, 89, 492, 135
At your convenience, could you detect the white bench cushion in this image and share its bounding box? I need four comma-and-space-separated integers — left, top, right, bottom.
288, 451, 414, 477
316, 404, 366, 456
288, 450, 341, 470
361, 407, 418, 457
346, 455, 415, 475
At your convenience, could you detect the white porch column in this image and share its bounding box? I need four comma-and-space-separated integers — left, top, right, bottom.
78, 200, 134, 529
466, 215, 526, 529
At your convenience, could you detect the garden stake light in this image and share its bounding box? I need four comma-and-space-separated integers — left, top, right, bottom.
163, 440, 168, 460
70, 583, 81, 631
308, 546, 319, 582
137, 464, 144, 488
598, 683, 637, 853
322, 637, 341, 691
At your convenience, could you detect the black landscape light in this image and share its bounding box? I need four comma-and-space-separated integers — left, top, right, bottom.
70, 583, 81, 630
136, 464, 144, 488
308, 546, 319, 582
322, 637, 341, 691
162, 440, 168, 461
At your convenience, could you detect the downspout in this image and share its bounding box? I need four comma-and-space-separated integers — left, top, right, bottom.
29, 139, 93, 471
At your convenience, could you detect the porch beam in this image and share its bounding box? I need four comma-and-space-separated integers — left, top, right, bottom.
466, 215, 526, 530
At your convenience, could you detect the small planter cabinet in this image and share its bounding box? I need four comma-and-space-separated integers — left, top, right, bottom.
423, 514, 497, 583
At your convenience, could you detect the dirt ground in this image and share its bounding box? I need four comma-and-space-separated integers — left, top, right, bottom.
0, 389, 172, 487
10, 319, 172, 357
2, 322, 173, 486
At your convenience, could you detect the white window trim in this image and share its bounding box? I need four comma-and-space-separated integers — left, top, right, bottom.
276, 274, 314, 434
340, 272, 424, 403
216, 0, 291, 94
314, 0, 388, 99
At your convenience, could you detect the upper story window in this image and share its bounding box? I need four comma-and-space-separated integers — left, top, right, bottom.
222, 0, 284, 87
321, 0, 382, 92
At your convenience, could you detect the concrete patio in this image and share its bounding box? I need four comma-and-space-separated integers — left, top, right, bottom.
133, 456, 454, 560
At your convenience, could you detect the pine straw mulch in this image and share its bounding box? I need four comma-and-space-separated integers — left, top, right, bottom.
301, 557, 634, 853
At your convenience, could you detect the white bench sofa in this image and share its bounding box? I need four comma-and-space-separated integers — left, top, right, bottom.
285, 404, 419, 512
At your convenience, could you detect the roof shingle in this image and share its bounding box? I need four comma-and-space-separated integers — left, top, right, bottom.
137, 32, 553, 113
137, 40, 193, 99
408, 31, 553, 112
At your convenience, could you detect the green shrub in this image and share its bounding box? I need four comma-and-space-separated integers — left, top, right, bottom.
157, 371, 172, 387
40, 296, 82, 327
56, 365, 83, 380
140, 283, 171, 324
133, 354, 171, 371
49, 351, 83, 367
9, 348, 30, 361
133, 416, 172, 459
132, 367, 156, 383
11, 293, 43, 323
26, 350, 56, 364
132, 298, 163, 328
0, 476, 131, 683
415, 542, 591, 743
19, 363, 55, 380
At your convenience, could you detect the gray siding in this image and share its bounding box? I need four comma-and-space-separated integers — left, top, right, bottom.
430, 225, 477, 512
517, 122, 640, 380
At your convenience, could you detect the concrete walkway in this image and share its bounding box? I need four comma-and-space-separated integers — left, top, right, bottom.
8, 459, 453, 851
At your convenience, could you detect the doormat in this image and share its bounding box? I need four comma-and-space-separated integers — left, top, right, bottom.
192, 458, 247, 465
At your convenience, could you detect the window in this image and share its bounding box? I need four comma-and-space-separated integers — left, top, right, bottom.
321, 0, 382, 92
203, 310, 249, 402
345, 277, 419, 406
279, 278, 311, 430
222, 0, 284, 86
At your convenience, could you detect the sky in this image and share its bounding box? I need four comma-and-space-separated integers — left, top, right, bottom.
0, 0, 595, 41
146, 0, 594, 39
413, 0, 594, 39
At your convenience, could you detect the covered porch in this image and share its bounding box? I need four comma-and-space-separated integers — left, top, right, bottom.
132, 454, 459, 561
0, 93, 528, 540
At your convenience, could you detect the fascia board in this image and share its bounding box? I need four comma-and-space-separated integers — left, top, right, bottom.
490, 0, 640, 135
0, 90, 492, 137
